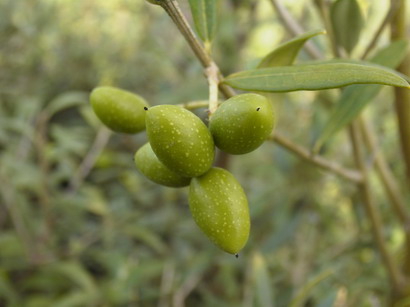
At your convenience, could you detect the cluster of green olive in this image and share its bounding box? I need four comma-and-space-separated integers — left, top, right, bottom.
90, 86, 275, 255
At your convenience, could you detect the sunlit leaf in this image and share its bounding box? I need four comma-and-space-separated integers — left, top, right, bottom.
223, 61, 410, 92
330, 0, 364, 54
188, 0, 217, 45
258, 29, 326, 68
314, 40, 409, 152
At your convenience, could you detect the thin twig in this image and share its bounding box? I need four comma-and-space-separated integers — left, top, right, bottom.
158, 261, 175, 307
172, 271, 203, 307
348, 123, 404, 293
68, 127, 112, 192
158, 0, 235, 98
270, 0, 323, 60
314, 0, 343, 58
362, 0, 400, 59
391, 0, 410, 187
358, 117, 410, 229
270, 132, 363, 183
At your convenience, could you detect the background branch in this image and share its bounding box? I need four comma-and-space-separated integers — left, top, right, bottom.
270, 132, 363, 183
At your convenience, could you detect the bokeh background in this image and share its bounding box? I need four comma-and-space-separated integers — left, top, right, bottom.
1, 0, 409, 306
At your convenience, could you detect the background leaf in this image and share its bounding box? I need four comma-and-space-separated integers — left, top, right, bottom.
330, 0, 364, 54
188, 0, 217, 45
252, 252, 274, 307
257, 29, 326, 68
314, 40, 409, 152
223, 61, 410, 93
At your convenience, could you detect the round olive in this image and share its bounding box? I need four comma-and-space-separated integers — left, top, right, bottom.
209, 93, 275, 154
90, 86, 149, 134
189, 167, 250, 254
145, 105, 215, 177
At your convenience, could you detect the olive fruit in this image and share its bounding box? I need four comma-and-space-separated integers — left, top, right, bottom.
209, 93, 274, 154
134, 143, 191, 187
145, 105, 215, 177
90, 86, 149, 134
189, 167, 250, 254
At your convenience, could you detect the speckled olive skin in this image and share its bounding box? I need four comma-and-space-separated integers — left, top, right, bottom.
145, 105, 215, 177
209, 93, 274, 154
134, 143, 191, 187
90, 86, 149, 134
189, 167, 250, 254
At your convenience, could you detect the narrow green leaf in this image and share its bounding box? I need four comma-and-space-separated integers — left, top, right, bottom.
257, 29, 326, 68
314, 40, 409, 152
188, 0, 217, 44
330, 0, 364, 54
223, 61, 410, 93
252, 252, 274, 307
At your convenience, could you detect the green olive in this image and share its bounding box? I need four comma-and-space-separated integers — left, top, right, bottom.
90, 86, 149, 134
189, 167, 250, 254
134, 143, 191, 187
145, 105, 215, 177
209, 93, 275, 154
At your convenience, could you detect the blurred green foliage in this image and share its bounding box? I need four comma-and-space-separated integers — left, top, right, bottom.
0, 0, 408, 306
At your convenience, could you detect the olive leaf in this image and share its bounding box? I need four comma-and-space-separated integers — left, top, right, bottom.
188, 0, 217, 45
330, 0, 364, 54
223, 60, 410, 92
313, 40, 409, 152
257, 29, 326, 68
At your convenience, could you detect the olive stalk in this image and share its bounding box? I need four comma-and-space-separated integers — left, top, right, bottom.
155, 0, 235, 99
206, 62, 219, 116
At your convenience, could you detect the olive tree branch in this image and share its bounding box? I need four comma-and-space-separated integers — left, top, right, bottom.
68, 126, 112, 193
155, 0, 235, 99
362, 0, 400, 59
348, 123, 405, 292
358, 117, 410, 230
269, 0, 323, 60
269, 132, 363, 183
